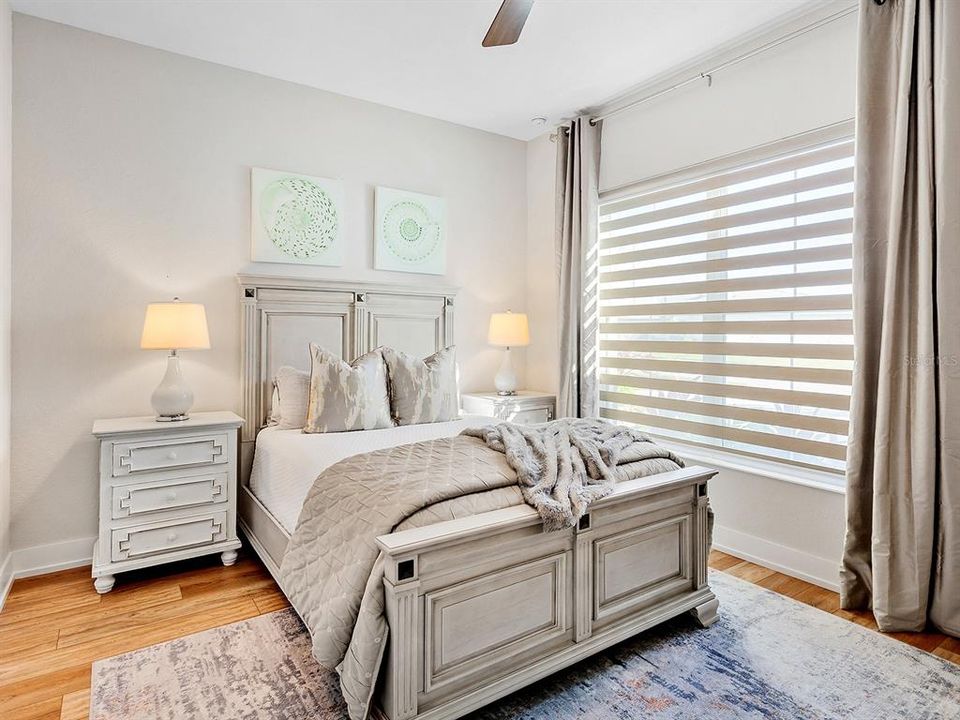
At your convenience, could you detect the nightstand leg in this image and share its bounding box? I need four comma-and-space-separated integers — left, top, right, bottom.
221, 550, 238, 566
93, 575, 115, 594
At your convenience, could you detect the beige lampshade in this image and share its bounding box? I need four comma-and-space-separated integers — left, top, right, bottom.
140, 299, 211, 350
488, 311, 530, 348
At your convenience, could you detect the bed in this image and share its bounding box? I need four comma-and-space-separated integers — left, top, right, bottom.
236, 273, 719, 720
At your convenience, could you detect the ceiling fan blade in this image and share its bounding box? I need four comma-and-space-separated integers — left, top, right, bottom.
482, 0, 534, 47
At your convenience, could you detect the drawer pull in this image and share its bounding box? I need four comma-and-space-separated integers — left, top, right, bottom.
165, 491, 178, 502
167, 532, 178, 543
166, 451, 178, 461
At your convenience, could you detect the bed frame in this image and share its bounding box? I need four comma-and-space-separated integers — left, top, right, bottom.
236, 274, 718, 720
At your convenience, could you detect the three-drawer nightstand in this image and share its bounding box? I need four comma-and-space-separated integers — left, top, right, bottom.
90, 411, 244, 593
461, 391, 556, 424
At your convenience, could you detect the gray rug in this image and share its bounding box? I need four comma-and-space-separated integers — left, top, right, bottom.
90, 571, 960, 719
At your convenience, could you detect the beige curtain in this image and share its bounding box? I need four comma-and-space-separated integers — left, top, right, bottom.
841, 0, 959, 637
555, 117, 602, 418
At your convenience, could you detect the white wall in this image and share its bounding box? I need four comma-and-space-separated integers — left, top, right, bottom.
11, 15, 527, 561
709, 467, 845, 589
525, 11, 858, 590
0, 0, 12, 605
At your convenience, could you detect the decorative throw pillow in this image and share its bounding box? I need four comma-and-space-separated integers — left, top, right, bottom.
270, 366, 311, 430
383, 346, 459, 425
303, 345, 393, 433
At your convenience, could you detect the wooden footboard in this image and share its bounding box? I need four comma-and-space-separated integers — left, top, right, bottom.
373, 465, 718, 720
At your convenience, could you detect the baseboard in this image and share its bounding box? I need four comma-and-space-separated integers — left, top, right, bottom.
10, 535, 95, 579
712, 524, 840, 592
0, 551, 13, 611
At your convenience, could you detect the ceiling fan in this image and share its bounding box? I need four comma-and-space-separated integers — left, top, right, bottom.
482, 0, 535, 47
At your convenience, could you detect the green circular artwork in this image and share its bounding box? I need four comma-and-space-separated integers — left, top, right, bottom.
383, 200, 441, 263
260, 177, 338, 259
399, 217, 422, 241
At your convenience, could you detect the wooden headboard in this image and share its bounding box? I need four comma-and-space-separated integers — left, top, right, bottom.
237, 273, 457, 477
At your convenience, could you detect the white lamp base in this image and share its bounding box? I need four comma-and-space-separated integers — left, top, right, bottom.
494, 347, 518, 396
151, 351, 194, 422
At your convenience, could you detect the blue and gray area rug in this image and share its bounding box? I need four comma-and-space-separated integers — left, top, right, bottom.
90, 571, 960, 719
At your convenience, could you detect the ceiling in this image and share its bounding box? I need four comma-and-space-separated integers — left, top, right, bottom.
11, 0, 810, 140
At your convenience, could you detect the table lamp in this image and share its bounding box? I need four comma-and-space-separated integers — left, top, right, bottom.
140, 298, 210, 421
488, 310, 529, 396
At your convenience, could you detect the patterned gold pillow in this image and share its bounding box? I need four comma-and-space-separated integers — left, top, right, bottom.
303, 345, 393, 433
382, 346, 458, 425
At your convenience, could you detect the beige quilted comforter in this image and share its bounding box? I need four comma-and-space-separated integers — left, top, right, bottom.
278, 433, 681, 720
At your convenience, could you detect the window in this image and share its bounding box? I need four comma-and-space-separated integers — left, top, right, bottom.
597, 133, 854, 475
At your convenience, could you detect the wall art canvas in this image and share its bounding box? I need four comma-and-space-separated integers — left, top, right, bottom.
374, 186, 446, 275
251, 168, 344, 266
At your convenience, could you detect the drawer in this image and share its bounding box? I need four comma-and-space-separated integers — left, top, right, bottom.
111, 472, 228, 519
505, 407, 551, 424
112, 433, 229, 477
111, 512, 227, 562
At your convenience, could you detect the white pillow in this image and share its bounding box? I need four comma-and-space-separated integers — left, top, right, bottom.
268, 366, 311, 430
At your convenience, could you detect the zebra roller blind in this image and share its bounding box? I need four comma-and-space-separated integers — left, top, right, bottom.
598, 134, 854, 473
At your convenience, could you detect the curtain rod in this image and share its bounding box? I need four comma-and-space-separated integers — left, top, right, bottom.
585, 3, 858, 127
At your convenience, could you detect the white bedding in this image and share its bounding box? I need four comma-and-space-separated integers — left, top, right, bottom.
249, 414, 495, 533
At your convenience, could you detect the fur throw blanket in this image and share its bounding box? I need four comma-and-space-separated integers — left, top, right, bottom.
462, 418, 685, 531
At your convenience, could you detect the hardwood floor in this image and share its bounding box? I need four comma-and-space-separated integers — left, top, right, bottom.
0, 551, 289, 719
0, 549, 956, 719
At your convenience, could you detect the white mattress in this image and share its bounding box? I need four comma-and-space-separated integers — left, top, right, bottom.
249, 415, 495, 533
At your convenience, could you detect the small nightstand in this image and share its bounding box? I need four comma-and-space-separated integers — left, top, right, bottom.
90, 411, 244, 594
461, 391, 556, 424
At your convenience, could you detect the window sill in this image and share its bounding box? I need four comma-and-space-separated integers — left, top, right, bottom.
662, 440, 846, 495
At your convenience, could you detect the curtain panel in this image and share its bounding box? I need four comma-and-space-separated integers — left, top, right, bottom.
841, 0, 959, 637
555, 117, 602, 418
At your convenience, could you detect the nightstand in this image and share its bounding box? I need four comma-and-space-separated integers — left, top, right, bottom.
90, 411, 244, 593
461, 391, 556, 424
